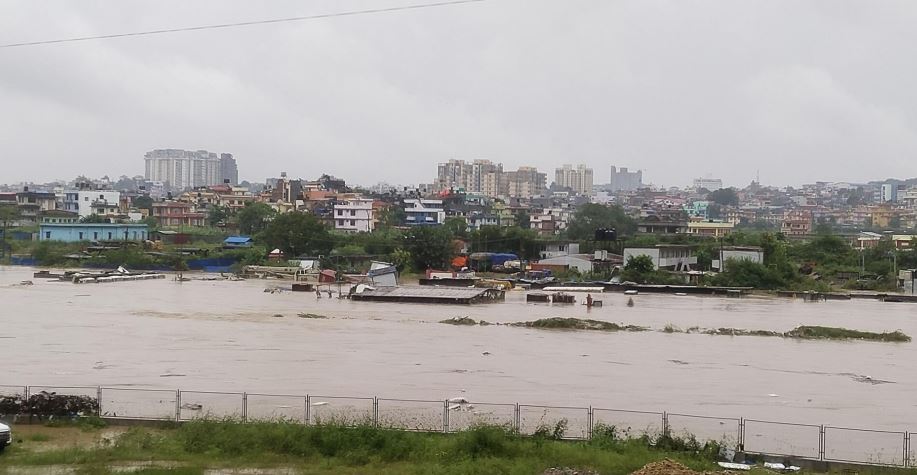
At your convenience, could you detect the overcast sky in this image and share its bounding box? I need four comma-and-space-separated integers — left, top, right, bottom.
2, 0, 916, 189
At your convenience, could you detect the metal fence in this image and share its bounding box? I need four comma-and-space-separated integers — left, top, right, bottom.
2, 384, 912, 468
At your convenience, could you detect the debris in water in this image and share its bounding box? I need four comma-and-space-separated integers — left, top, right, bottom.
668, 360, 690, 365
297, 313, 328, 319
768, 393, 780, 397
160, 372, 187, 377
448, 397, 469, 404
181, 403, 202, 410
482, 351, 491, 356
272, 314, 284, 318
626, 298, 635, 307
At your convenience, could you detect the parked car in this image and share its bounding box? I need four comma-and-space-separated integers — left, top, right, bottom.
0, 421, 11, 452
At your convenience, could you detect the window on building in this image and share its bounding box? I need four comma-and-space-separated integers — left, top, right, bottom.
108, 232, 112, 240
350, 210, 355, 216
338, 219, 344, 226
350, 220, 356, 226
45, 231, 51, 239
78, 232, 83, 240
94, 232, 98, 239
337, 210, 343, 216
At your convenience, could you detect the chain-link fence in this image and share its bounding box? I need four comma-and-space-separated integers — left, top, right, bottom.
0, 384, 912, 468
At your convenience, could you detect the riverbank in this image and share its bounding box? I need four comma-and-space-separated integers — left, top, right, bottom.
1, 420, 720, 475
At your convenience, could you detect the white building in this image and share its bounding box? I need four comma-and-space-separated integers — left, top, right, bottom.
712, 246, 764, 272
692, 177, 723, 191
333, 198, 375, 233
61, 190, 121, 219
623, 245, 697, 271
404, 199, 445, 226
555, 164, 594, 196
144, 149, 226, 190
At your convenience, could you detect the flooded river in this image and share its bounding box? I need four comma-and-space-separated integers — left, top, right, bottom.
2, 265, 915, 432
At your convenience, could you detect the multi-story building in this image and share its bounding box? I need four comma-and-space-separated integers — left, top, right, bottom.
151, 201, 206, 227
144, 149, 233, 190
219, 154, 239, 185
333, 198, 375, 233
435, 160, 546, 199
880, 183, 898, 203
555, 164, 594, 196
781, 210, 812, 236
59, 189, 121, 219
609, 166, 643, 192
504, 167, 547, 199
687, 219, 735, 238
693, 177, 723, 191
404, 199, 445, 226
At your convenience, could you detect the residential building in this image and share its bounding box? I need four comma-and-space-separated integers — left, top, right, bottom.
39, 223, 149, 242
636, 214, 689, 235
881, 183, 898, 203
540, 242, 580, 259
144, 149, 233, 190
535, 254, 595, 273
687, 219, 735, 238
61, 190, 121, 219
504, 167, 547, 199
693, 177, 723, 191
151, 201, 206, 227
555, 164, 594, 196
609, 166, 643, 192
333, 198, 375, 233
40, 210, 79, 224
623, 245, 697, 271
781, 210, 812, 236
712, 246, 764, 272
404, 199, 445, 226
15, 189, 58, 223
219, 153, 239, 185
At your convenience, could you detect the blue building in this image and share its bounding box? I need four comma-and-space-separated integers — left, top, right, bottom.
39, 223, 150, 242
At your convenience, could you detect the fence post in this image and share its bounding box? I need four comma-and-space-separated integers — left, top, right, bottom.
242, 392, 248, 422
738, 417, 745, 451
96, 386, 103, 416
175, 390, 181, 422
819, 425, 825, 461
443, 400, 449, 434
904, 432, 909, 468
305, 395, 310, 425
662, 412, 669, 437
587, 406, 593, 440
373, 397, 379, 427
514, 404, 521, 434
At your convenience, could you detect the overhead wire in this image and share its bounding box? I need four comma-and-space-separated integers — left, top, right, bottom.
0, 0, 488, 49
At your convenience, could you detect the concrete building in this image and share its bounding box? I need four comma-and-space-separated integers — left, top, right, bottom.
687, 219, 735, 238
555, 164, 594, 196
39, 223, 149, 242
144, 149, 231, 190
333, 198, 375, 233
712, 246, 764, 272
504, 167, 547, 199
219, 154, 239, 185
623, 245, 697, 271
781, 210, 812, 236
881, 183, 898, 203
404, 199, 445, 226
151, 201, 206, 227
693, 177, 723, 191
609, 166, 643, 192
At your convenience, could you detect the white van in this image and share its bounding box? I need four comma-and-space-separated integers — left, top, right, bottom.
0, 422, 10, 452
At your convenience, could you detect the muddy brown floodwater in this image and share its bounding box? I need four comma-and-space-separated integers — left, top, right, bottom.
2, 266, 916, 433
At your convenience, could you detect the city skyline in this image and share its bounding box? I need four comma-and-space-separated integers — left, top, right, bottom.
3, 1, 917, 188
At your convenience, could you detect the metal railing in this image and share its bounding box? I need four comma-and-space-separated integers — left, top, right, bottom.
1, 383, 911, 468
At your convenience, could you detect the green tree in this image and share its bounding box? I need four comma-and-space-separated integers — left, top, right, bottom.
238, 202, 276, 235
566, 204, 636, 240
620, 254, 655, 283
402, 226, 454, 270
707, 188, 739, 206
377, 206, 406, 228
208, 205, 230, 227
80, 214, 110, 224
259, 212, 332, 257
444, 217, 469, 238
132, 195, 153, 212
514, 212, 531, 229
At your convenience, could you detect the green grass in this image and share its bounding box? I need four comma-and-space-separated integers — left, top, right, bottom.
785, 325, 911, 342
1, 421, 720, 475
25, 433, 51, 442
516, 317, 647, 332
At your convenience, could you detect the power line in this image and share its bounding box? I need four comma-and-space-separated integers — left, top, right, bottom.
0, 0, 488, 49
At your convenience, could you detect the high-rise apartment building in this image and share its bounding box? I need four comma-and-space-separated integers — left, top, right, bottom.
504, 166, 547, 199
692, 177, 723, 191
434, 159, 546, 199
554, 164, 594, 196
220, 153, 239, 185
609, 166, 643, 192
144, 149, 236, 190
